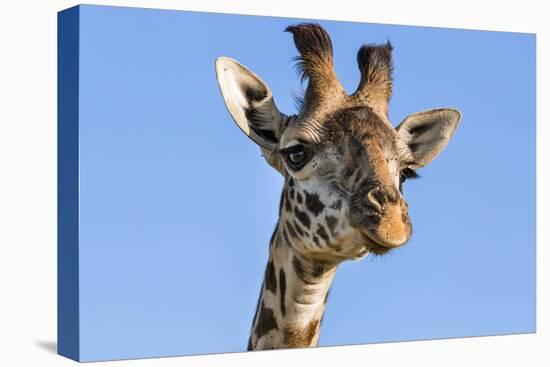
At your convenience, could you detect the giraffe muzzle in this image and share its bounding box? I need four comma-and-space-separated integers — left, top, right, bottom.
350, 185, 412, 249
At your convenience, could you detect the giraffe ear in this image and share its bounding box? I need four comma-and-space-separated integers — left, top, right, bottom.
215, 57, 287, 152
397, 108, 461, 168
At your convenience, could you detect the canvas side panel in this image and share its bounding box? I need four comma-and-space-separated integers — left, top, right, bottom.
57, 5, 80, 362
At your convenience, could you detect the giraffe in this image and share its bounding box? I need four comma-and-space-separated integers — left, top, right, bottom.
215, 23, 461, 351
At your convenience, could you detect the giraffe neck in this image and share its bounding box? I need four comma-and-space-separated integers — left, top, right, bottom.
248, 223, 338, 350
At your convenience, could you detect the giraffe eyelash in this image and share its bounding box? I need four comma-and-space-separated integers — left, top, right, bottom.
401, 168, 419, 180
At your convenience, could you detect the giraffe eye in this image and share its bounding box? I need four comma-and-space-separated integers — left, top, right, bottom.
282, 144, 311, 170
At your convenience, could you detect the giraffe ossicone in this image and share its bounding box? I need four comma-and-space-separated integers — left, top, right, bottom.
215, 23, 461, 351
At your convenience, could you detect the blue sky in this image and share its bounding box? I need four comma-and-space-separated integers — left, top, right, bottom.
75, 4, 535, 361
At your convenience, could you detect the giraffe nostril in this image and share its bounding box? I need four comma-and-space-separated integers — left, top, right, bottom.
366, 187, 385, 212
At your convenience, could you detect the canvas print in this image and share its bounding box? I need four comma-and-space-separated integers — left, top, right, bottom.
58, 4, 536, 362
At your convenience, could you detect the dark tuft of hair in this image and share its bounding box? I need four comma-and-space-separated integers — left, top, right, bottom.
356, 41, 393, 87
353, 41, 394, 113
285, 23, 335, 83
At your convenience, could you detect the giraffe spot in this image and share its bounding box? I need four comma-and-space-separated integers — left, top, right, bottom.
255, 301, 279, 340
288, 177, 295, 187
265, 260, 277, 294
312, 235, 321, 247
325, 215, 338, 236
282, 226, 293, 247
283, 319, 321, 347
305, 191, 325, 216
312, 262, 325, 278
279, 268, 287, 317
316, 224, 330, 243
286, 221, 298, 239
289, 187, 295, 200
293, 220, 304, 237
292, 256, 311, 284
292, 256, 325, 284
274, 233, 281, 248
294, 207, 311, 229
251, 289, 262, 333
284, 191, 293, 213
296, 192, 303, 204
278, 188, 285, 216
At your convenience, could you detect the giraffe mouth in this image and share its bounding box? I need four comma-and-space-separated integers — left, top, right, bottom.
359, 230, 392, 256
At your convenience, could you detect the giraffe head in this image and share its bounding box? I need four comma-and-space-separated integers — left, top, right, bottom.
216, 23, 460, 261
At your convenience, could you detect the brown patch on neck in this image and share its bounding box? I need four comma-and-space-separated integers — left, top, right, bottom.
283, 319, 321, 348
254, 301, 279, 341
